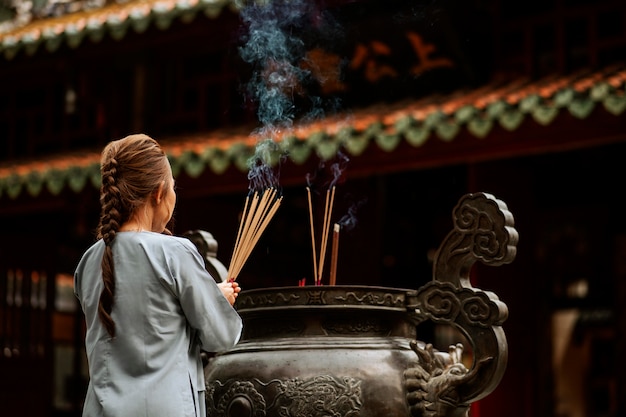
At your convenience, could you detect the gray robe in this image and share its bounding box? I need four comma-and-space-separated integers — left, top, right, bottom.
74, 231, 242, 417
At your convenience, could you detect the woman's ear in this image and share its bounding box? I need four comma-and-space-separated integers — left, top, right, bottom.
154, 181, 166, 204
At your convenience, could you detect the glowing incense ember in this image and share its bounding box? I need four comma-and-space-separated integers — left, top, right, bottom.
228, 188, 283, 281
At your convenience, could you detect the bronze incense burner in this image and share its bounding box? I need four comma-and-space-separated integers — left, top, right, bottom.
201, 192, 518, 417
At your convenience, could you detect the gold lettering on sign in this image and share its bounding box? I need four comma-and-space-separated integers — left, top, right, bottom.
406, 32, 454, 75
302, 32, 455, 90
350, 41, 398, 82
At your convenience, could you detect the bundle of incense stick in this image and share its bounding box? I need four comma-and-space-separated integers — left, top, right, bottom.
306, 185, 336, 285
227, 188, 283, 281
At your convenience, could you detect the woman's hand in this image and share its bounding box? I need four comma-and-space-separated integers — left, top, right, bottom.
217, 281, 241, 306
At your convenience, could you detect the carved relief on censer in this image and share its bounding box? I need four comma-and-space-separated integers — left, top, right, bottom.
201, 192, 518, 417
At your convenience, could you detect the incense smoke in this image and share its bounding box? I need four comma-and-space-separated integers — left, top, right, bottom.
238, 0, 308, 191
239, 0, 344, 191
239, 0, 310, 130
337, 197, 366, 232
246, 139, 284, 192
305, 150, 350, 192
239, 0, 344, 130
238, 0, 351, 208
329, 151, 349, 188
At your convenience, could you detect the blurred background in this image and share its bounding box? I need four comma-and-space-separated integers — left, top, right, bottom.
0, 0, 625, 416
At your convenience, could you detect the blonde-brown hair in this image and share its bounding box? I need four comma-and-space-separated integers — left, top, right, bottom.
95, 133, 171, 337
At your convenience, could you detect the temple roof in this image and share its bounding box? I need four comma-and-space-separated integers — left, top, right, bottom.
1, 64, 625, 200
0, 0, 237, 60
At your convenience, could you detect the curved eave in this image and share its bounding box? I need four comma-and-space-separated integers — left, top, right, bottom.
0, 0, 239, 60
1, 65, 625, 200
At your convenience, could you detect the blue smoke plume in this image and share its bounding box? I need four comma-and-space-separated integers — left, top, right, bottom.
239, 0, 311, 129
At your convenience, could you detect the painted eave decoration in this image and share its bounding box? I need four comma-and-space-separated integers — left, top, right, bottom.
1, 65, 625, 200
0, 0, 238, 60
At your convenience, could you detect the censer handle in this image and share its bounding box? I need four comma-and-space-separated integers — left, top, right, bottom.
406, 192, 518, 414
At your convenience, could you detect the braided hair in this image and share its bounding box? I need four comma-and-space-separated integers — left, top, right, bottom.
95, 134, 171, 337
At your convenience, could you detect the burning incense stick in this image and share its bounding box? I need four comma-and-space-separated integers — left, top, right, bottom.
329, 223, 340, 286
317, 186, 336, 285
306, 187, 318, 285
228, 188, 282, 281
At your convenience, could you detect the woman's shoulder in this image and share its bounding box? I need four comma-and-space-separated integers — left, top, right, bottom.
77, 239, 105, 264
131, 231, 198, 255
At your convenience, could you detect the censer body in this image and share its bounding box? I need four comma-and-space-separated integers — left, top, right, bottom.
202, 192, 519, 417
205, 286, 422, 416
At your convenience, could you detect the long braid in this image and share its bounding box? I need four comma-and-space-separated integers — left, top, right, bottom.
96, 150, 124, 337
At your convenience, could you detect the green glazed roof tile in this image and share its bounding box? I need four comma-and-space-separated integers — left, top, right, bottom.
0, 0, 236, 59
